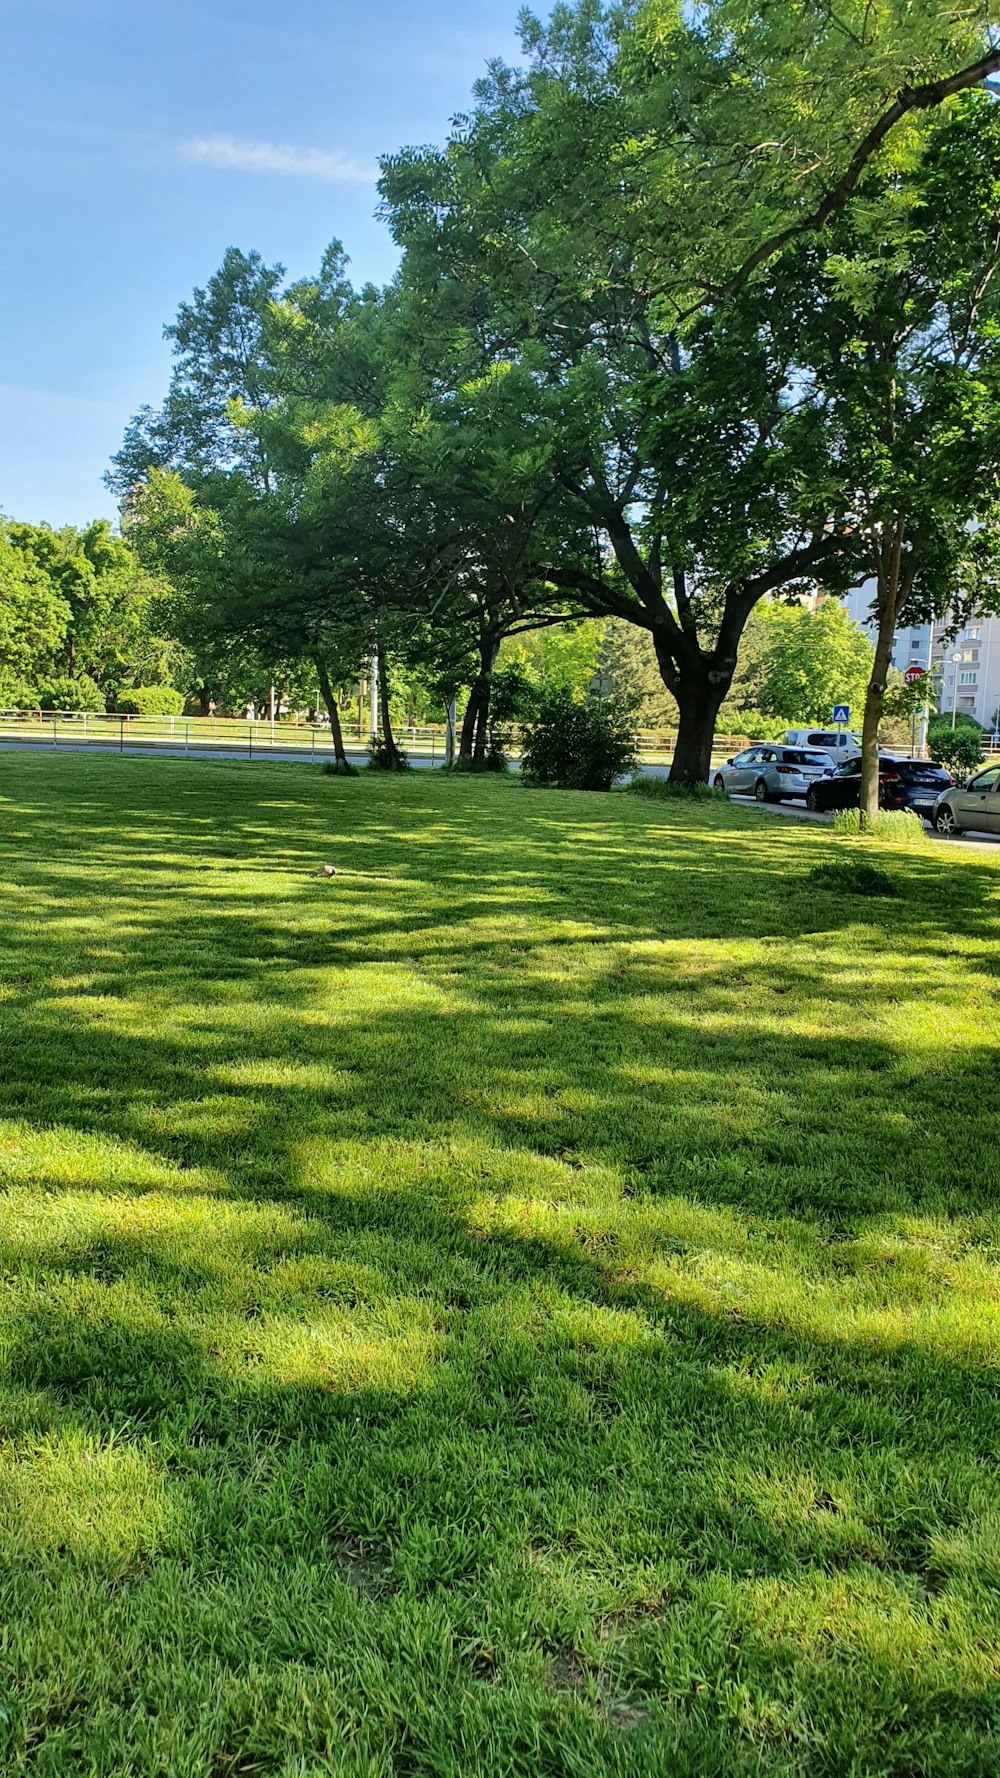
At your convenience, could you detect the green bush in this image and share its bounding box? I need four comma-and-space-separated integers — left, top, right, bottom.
116, 686, 185, 717
928, 717, 985, 781
832, 808, 928, 846
521, 690, 638, 791
807, 858, 899, 897
367, 735, 410, 771
32, 674, 105, 713
627, 776, 726, 802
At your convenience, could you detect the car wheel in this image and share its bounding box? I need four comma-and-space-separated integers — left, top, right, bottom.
754, 779, 770, 803
806, 786, 820, 812
713, 774, 726, 793
935, 806, 962, 838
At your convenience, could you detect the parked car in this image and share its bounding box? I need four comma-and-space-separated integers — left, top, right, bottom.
804, 754, 915, 812
889, 758, 954, 816
783, 727, 862, 766
714, 744, 832, 802
931, 764, 1000, 836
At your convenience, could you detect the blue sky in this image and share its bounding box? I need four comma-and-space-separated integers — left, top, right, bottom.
1, 0, 522, 527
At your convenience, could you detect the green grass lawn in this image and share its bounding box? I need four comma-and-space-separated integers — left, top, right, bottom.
1, 754, 999, 1778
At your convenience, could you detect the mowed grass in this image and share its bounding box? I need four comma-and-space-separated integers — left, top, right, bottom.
1, 754, 999, 1778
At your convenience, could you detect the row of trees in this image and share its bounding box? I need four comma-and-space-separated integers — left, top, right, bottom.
0, 518, 187, 713
109, 2, 1000, 817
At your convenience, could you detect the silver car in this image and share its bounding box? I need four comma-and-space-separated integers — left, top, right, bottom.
713, 744, 832, 803
932, 764, 1000, 836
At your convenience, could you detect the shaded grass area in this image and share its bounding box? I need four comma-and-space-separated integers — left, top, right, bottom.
1, 754, 999, 1777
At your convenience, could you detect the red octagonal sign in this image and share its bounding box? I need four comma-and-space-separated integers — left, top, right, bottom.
904, 665, 926, 685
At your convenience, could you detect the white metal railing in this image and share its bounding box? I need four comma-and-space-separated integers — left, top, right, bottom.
1, 710, 996, 769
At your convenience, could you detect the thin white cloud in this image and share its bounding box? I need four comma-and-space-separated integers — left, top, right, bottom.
178, 135, 377, 183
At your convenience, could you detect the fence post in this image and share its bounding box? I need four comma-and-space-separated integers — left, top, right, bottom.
185, 723, 189, 753
249, 724, 253, 761
52, 715, 57, 748
120, 717, 125, 754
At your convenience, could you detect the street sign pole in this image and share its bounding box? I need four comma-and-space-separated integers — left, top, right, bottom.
903, 666, 926, 758
832, 705, 850, 751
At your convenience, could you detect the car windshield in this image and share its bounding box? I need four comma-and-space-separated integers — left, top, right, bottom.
807, 734, 838, 746
798, 752, 831, 766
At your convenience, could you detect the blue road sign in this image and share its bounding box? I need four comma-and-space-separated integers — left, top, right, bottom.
832, 705, 850, 724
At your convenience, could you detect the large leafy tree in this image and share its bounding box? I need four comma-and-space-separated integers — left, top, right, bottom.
3, 518, 176, 705
786, 93, 1000, 821
380, 0, 1000, 781
755, 601, 876, 728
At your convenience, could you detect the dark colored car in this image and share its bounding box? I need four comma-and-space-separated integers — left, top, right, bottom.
805, 755, 951, 814
891, 758, 955, 816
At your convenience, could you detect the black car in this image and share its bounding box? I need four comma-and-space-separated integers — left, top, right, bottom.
891, 757, 955, 815
805, 755, 952, 814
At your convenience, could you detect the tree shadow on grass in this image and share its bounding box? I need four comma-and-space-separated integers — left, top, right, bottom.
1, 760, 999, 1772
3, 1186, 1000, 1777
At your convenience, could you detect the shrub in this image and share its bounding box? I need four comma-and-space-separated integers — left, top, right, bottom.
446, 751, 508, 775
116, 686, 185, 717
367, 735, 410, 771
832, 808, 928, 846
520, 690, 638, 791
627, 776, 726, 802
807, 858, 899, 897
32, 674, 105, 713
928, 718, 985, 781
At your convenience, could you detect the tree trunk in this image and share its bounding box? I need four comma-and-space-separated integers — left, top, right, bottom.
669, 675, 728, 786
458, 685, 481, 760
473, 676, 493, 763
197, 686, 211, 717
315, 656, 351, 769
377, 650, 404, 768
859, 591, 897, 829
461, 633, 500, 764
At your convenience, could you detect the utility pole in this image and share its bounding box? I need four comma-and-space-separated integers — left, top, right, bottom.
950, 650, 964, 727
445, 698, 456, 767
917, 619, 935, 759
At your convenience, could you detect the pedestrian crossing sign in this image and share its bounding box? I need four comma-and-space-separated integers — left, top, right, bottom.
832, 705, 850, 724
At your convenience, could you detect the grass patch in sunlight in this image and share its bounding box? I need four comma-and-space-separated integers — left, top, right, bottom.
0, 753, 998, 1776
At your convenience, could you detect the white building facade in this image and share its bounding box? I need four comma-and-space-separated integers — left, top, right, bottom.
842, 584, 1000, 739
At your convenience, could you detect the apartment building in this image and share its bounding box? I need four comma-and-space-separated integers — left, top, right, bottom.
842, 584, 1000, 739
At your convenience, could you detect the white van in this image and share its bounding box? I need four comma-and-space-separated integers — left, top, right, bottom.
783, 727, 861, 766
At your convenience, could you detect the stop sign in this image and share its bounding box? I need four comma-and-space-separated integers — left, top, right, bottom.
904, 665, 926, 685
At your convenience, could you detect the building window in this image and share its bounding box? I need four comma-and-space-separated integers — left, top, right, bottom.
959, 671, 978, 686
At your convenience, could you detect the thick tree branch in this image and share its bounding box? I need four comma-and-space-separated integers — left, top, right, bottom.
704, 47, 1000, 309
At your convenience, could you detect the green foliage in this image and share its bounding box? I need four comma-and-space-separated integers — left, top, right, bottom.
367, 734, 410, 771
807, 857, 900, 896
627, 776, 725, 803
832, 809, 929, 846
499, 622, 603, 699
521, 689, 638, 791
755, 601, 875, 726
115, 686, 185, 717
928, 718, 986, 779
31, 673, 105, 713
